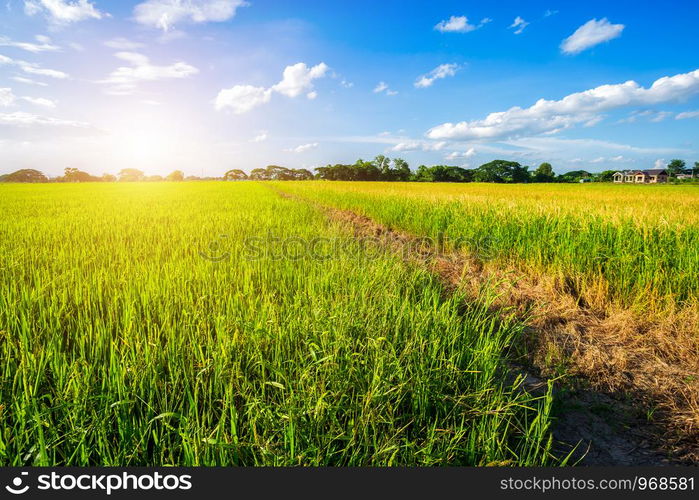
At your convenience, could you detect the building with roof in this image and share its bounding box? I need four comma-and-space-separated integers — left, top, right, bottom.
612, 169, 668, 184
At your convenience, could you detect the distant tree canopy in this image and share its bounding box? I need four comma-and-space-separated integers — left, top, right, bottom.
118, 168, 145, 182
414, 165, 473, 182
315, 156, 411, 181
0, 169, 48, 183
597, 170, 617, 182
224, 169, 248, 181
250, 165, 313, 181
60, 167, 100, 182
4, 156, 697, 184
473, 160, 530, 183
557, 170, 591, 182
166, 170, 184, 182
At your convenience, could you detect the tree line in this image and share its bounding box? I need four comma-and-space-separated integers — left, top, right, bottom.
2, 157, 698, 184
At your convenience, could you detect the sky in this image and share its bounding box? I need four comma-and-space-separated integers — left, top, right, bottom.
1, 0, 698, 177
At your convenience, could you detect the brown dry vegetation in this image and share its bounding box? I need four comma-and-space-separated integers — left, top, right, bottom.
275, 187, 699, 463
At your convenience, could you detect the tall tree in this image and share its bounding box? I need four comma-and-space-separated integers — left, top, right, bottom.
118, 168, 145, 182
166, 170, 185, 181
474, 160, 528, 183
666, 159, 686, 177
532, 162, 555, 182
393, 158, 411, 181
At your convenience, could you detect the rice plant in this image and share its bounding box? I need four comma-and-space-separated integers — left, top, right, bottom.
0, 182, 554, 466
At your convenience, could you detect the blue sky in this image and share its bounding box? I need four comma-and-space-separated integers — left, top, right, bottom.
1, 0, 698, 177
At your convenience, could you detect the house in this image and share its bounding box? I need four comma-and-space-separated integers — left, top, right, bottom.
613, 169, 668, 184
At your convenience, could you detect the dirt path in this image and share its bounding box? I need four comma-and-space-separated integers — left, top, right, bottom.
271, 186, 697, 465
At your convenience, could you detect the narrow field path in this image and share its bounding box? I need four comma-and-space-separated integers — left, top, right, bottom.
269, 184, 696, 465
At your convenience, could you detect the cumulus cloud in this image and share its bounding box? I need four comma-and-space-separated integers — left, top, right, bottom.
215, 62, 329, 113
100, 51, 198, 95
676, 110, 699, 120
434, 15, 490, 33
0, 35, 60, 52
0, 53, 69, 79
426, 68, 699, 141
271, 62, 328, 98
285, 142, 318, 153
445, 148, 476, 160
415, 63, 458, 88
214, 85, 271, 114
560, 18, 624, 55
133, 0, 248, 31
24, 0, 105, 25
509, 16, 529, 35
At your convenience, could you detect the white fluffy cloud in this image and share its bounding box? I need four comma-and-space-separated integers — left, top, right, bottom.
427, 68, 699, 141
133, 0, 248, 31
215, 62, 328, 114
560, 18, 624, 55
214, 85, 271, 114
434, 15, 490, 33
285, 142, 318, 153
271, 62, 328, 98
0, 35, 60, 53
24, 0, 105, 25
445, 148, 476, 160
676, 110, 699, 120
415, 63, 458, 88
391, 140, 446, 152
509, 16, 529, 35
0, 53, 69, 79
100, 52, 199, 95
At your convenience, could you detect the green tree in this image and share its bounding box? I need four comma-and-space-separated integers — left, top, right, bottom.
63, 167, 97, 182
166, 170, 185, 181
474, 160, 528, 183
118, 168, 145, 182
249, 168, 269, 180
0, 169, 48, 183
532, 162, 555, 182
223, 169, 247, 181
557, 170, 591, 183
393, 158, 411, 181
596, 170, 617, 182
666, 159, 686, 177
693, 161, 699, 178
102, 173, 117, 182
290, 168, 313, 180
